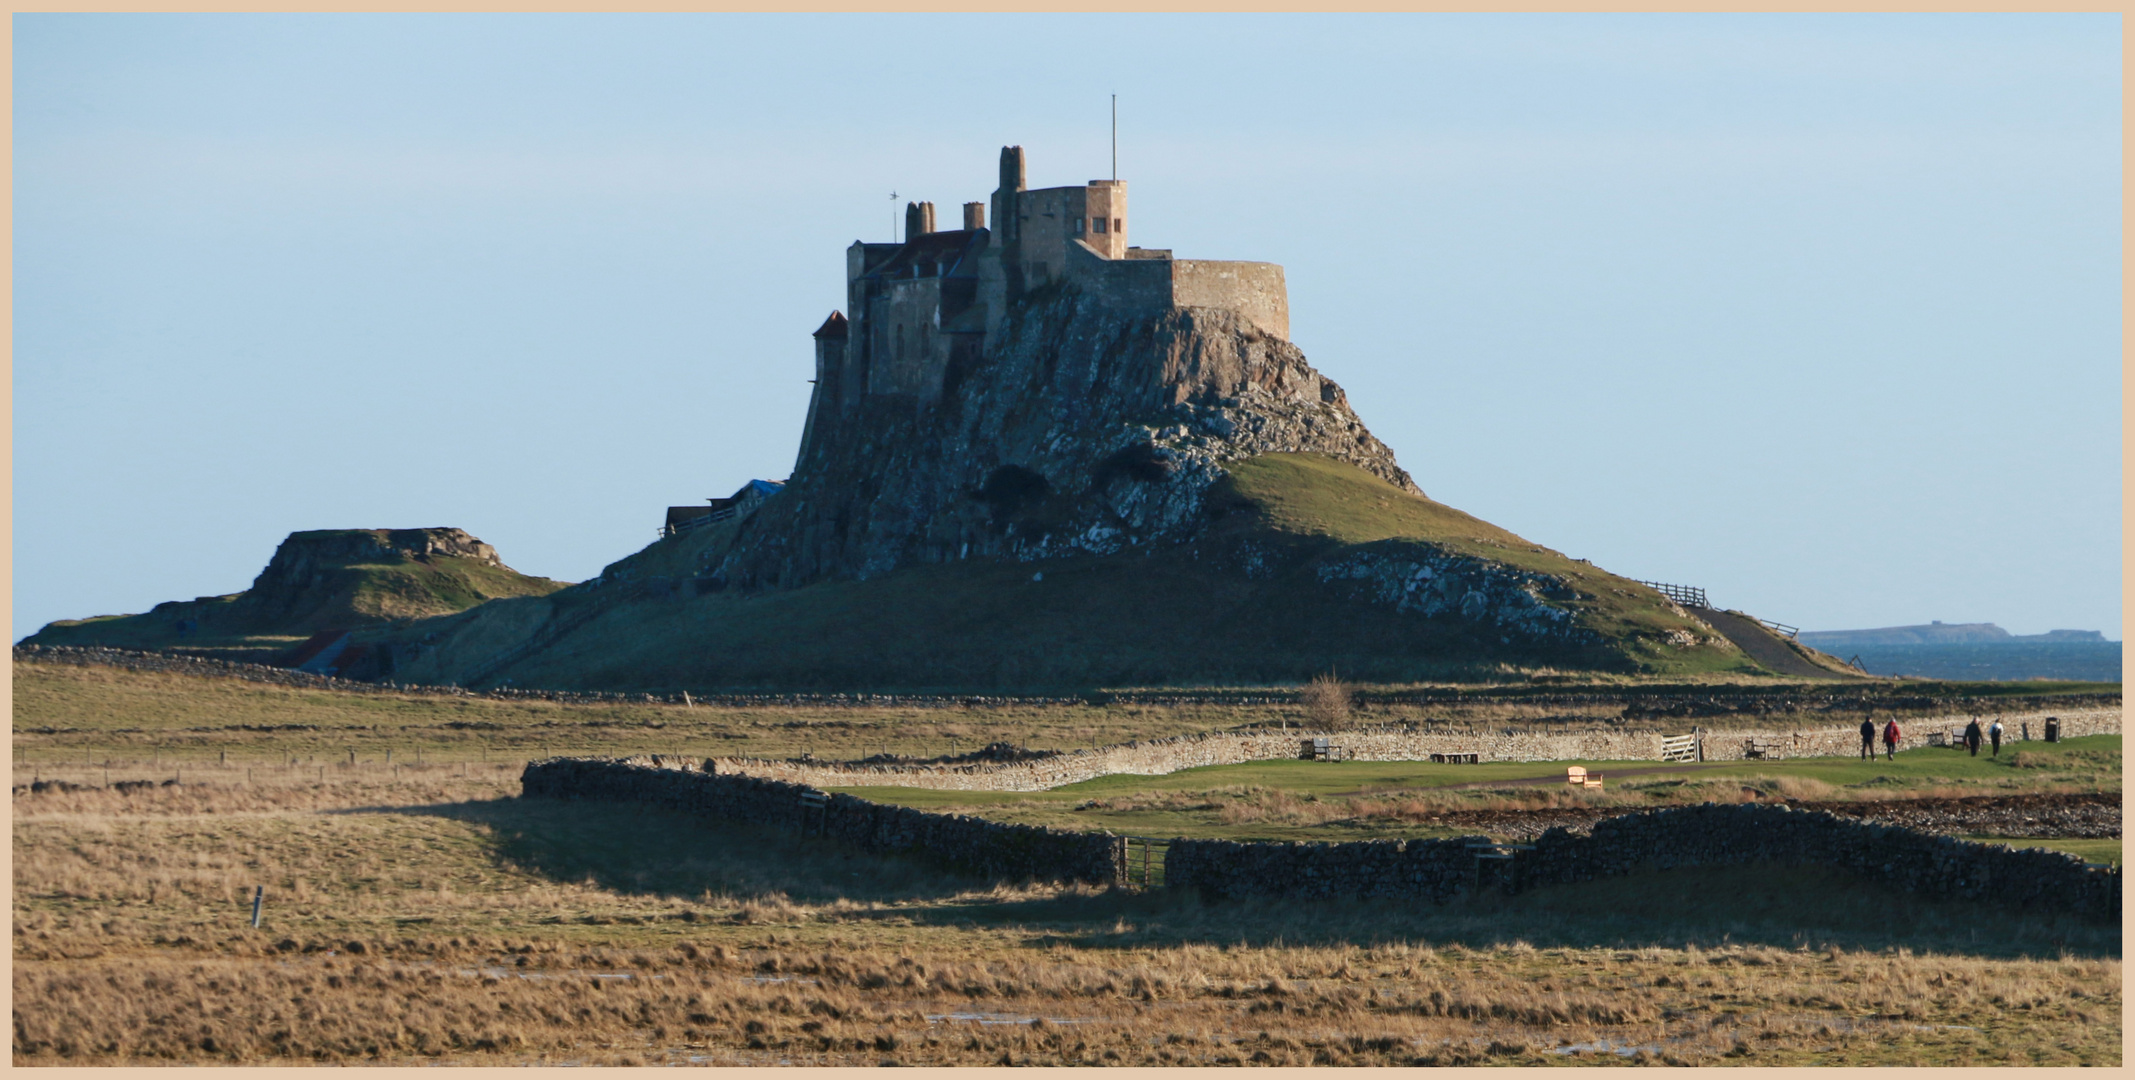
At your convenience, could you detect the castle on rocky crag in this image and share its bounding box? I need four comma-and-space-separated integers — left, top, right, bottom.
797, 146, 1292, 460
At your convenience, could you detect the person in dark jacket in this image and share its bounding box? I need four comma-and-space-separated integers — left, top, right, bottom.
1964, 717, 1983, 757
1858, 717, 1876, 760
1882, 719, 1901, 760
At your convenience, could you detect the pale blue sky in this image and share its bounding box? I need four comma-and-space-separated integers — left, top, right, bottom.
14, 14, 2121, 643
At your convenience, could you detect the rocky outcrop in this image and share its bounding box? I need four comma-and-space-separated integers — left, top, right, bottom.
234, 528, 510, 626
715, 295, 1413, 590
21, 528, 563, 655
251, 529, 504, 592
1314, 541, 1598, 646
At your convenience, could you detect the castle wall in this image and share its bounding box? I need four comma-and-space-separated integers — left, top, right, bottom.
842, 242, 901, 412
867, 276, 946, 400
1064, 240, 1170, 317
1012, 186, 1087, 288
1172, 259, 1289, 340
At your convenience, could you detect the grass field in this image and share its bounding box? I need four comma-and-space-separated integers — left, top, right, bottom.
13, 660, 2124, 1065
13, 770, 2122, 1066
834, 737, 2122, 845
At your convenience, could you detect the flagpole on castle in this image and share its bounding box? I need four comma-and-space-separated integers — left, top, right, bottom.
1111, 94, 1117, 181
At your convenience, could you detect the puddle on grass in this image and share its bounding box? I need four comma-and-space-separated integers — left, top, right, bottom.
1548, 1039, 1663, 1057
924, 1011, 1095, 1026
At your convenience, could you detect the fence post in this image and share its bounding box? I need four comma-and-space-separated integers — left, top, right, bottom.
251, 886, 264, 929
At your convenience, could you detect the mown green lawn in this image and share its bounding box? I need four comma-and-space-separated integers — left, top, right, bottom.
1969, 835, 2122, 865
830, 735, 2120, 842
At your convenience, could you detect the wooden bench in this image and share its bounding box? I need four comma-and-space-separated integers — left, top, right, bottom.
1429, 752, 1481, 764
1742, 738, 1785, 760
1300, 738, 1348, 762
1566, 766, 1603, 789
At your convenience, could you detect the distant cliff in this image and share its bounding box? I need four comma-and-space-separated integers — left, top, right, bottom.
1802, 622, 2110, 648
716, 291, 1413, 591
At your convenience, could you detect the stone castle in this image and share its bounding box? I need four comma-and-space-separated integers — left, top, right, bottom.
798, 146, 1291, 459
709, 141, 1414, 593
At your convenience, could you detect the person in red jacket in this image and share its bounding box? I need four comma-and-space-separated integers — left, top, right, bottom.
1882, 718, 1901, 760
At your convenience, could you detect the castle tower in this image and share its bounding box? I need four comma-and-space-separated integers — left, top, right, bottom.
991, 146, 1025, 246
797, 310, 848, 467
1083, 179, 1127, 259
963, 201, 985, 230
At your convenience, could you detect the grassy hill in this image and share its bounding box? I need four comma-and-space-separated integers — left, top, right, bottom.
384, 454, 1782, 692
23, 528, 566, 663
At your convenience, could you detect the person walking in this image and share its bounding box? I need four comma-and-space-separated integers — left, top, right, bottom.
1989, 718, 2004, 757
1882, 718, 1901, 760
1964, 717, 1983, 757
1858, 717, 1877, 760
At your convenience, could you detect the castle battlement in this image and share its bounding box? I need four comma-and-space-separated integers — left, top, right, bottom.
797, 145, 1290, 465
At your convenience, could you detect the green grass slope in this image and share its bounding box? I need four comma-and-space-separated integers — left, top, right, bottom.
388, 453, 1776, 692
25, 537, 566, 661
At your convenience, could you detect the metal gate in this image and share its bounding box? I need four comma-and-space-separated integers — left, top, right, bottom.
1123, 837, 1170, 889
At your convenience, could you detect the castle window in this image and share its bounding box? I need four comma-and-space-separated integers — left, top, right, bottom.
1072, 217, 1083, 235
1113, 218, 1122, 233
1092, 217, 1106, 233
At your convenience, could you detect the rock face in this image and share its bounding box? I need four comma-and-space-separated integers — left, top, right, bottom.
717, 294, 1413, 590
1315, 541, 1597, 646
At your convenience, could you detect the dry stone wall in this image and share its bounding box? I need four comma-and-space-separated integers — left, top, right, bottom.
522, 759, 2118, 922
519, 756, 1122, 885
1518, 803, 2121, 920
717, 708, 2122, 792
1169, 803, 2121, 923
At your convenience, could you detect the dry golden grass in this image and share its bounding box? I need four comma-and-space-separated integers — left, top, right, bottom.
15, 927, 2119, 1065
15, 761, 2123, 1067
13, 659, 2124, 1066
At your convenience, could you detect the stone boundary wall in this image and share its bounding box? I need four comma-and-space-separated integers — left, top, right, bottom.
523, 758, 2118, 923
720, 728, 1675, 792
717, 708, 2123, 792
1698, 709, 2121, 761
1168, 803, 2121, 923
519, 756, 1122, 884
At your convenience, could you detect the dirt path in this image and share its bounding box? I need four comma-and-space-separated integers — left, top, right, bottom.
1693, 606, 1855, 679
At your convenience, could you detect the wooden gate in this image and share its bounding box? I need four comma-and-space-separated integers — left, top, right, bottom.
1660, 734, 1700, 763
